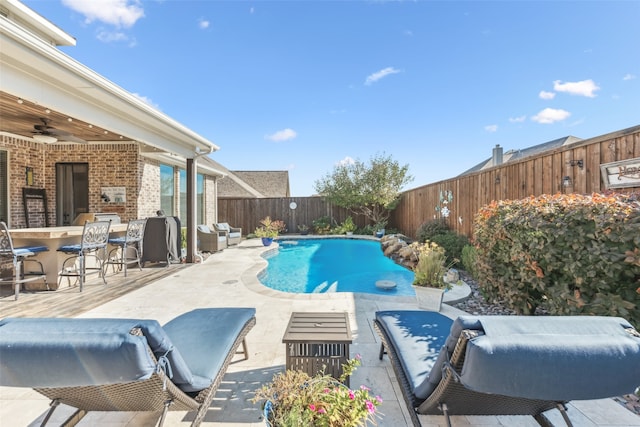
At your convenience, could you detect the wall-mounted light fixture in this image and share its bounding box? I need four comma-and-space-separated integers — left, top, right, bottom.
567, 159, 584, 169
562, 176, 572, 188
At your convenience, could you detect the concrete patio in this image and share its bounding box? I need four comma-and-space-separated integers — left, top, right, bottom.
1, 239, 639, 427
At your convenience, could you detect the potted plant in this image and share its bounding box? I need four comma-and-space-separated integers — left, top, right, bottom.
342, 216, 356, 236
374, 220, 387, 238
297, 224, 310, 235
252, 355, 382, 427
255, 216, 286, 246
410, 241, 452, 311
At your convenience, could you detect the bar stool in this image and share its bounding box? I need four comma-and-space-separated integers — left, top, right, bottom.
57, 220, 111, 291
104, 218, 146, 277
0, 221, 49, 300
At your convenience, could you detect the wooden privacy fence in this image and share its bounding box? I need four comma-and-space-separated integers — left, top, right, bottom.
391, 125, 640, 239
217, 196, 368, 236
217, 125, 639, 240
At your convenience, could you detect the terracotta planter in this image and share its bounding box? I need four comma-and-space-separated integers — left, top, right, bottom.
413, 285, 444, 312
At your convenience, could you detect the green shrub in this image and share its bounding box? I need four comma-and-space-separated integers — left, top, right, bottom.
410, 241, 450, 289
473, 193, 640, 327
461, 244, 478, 278
415, 219, 449, 243
312, 216, 333, 235
430, 231, 469, 267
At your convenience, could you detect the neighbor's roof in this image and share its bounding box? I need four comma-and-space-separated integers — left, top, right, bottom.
216, 170, 291, 198
459, 135, 583, 176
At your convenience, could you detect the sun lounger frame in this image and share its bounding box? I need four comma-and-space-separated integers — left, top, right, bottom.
374, 321, 565, 427
34, 317, 255, 427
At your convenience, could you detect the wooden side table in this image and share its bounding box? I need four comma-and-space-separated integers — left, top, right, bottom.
282, 312, 353, 385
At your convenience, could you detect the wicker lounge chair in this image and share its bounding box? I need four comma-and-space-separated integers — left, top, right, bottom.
197, 224, 227, 252
374, 310, 640, 427
212, 222, 242, 246
0, 307, 256, 427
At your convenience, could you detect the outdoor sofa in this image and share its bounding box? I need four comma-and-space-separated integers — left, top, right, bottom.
374, 310, 640, 427
0, 307, 256, 427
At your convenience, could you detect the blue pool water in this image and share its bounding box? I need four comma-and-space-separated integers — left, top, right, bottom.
259, 238, 415, 296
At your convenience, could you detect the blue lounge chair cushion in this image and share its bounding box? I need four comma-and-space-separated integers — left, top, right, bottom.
197, 225, 211, 233
0, 310, 254, 393
375, 311, 453, 400
455, 315, 640, 401
162, 307, 256, 392
0, 318, 159, 388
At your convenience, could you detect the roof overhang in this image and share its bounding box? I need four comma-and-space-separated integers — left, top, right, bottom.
0, 0, 219, 159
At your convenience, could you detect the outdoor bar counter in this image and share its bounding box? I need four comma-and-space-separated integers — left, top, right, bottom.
10, 224, 128, 289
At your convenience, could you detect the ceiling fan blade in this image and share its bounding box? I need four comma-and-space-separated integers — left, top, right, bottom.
56, 134, 88, 143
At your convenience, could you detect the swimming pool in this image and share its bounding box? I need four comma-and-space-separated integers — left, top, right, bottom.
259, 238, 415, 296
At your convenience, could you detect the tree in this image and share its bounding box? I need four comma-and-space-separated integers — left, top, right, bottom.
314, 153, 413, 227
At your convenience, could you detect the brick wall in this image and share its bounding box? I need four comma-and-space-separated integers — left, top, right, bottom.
1, 135, 218, 228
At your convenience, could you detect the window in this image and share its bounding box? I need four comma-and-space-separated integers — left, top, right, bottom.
0, 150, 7, 224
160, 164, 174, 216
178, 169, 205, 224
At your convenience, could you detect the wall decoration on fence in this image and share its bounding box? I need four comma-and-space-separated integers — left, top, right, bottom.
434, 190, 453, 219
100, 187, 126, 203
600, 157, 640, 189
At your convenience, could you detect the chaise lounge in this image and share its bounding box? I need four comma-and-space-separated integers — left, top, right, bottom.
0, 307, 256, 427
374, 310, 640, 427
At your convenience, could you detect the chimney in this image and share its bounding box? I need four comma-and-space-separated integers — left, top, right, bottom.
492, 144, 503, 166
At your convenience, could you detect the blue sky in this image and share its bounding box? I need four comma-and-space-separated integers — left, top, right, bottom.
23, 0, 640, 196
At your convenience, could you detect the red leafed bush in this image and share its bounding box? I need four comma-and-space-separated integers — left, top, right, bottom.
473, 193, 640, 327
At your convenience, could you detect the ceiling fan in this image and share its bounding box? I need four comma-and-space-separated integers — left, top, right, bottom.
32, 118, 87, 143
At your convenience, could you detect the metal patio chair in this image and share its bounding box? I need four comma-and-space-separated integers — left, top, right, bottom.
0, 221, 49, 300
57, 220, 111, 291
104, 218, 146, 277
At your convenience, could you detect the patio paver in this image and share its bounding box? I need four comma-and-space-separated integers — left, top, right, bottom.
1, 239, 638, 426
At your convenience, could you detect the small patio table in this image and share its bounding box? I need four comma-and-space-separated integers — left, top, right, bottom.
282, 312, 352, 385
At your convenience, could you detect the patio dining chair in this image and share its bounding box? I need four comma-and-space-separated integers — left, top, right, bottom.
104, 218, 146, 277
57, 220, 111, 291
374, 310, 640, 427
0, 307, 256, 427
0, 221, 49, 300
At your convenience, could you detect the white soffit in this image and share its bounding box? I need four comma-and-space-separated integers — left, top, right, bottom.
0, 4, 219, 158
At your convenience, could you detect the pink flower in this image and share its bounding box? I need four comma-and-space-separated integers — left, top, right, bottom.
309, 404, 316, 411
318, 408, 326, 414
348, 390, 355, 400
376, 395, 383, 404
366, 400, 375, 413
355, 353, 362, 360
360, 385, 370, 391
323, 388, 330, 393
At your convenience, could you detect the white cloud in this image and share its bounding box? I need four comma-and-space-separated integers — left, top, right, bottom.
96, 30, 128, 43
132, 93, 160, 109
484, 125, 498, 133
623, 73, 636, 81
265, 128, 297, 142
553, 79, 600, 98
62, 0, 144, 28
198, 18, 210, 29
539, 90, 555, 100
337, 156, 355, 166
365, 67, 401, 85
531, 108, 571, 124
509, 115, 526, 123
